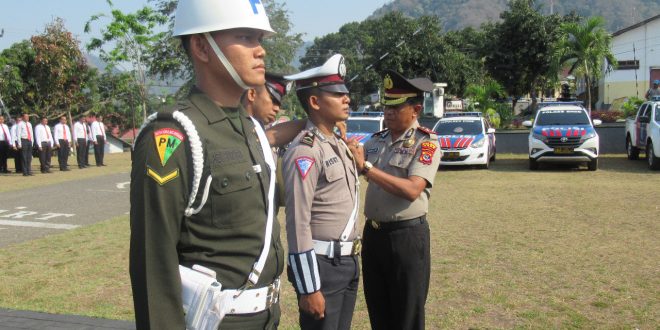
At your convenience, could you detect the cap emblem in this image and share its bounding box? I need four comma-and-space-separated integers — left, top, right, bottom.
384, 74, 394, 89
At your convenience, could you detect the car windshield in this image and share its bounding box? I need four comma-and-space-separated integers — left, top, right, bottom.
655, 107, 660, 123
346, 119, 381, 134
434, 120, 482, 135
536, 110, 591, 126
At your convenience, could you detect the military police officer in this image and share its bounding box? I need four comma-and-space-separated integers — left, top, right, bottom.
129, 1, 294, 329
349, 70, 441, 330
283, 54, 361, 330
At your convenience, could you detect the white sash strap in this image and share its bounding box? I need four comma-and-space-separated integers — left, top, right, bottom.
338, 139, 359, 242
247, 117, 276, 286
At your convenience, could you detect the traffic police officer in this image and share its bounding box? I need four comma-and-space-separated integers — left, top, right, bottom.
129, 1, 293, 329
349, 70, 441, 330
283, 54, 361, 330
244, 72, 291, 126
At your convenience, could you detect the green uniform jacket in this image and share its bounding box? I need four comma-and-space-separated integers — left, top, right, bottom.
129, 88, 284, 329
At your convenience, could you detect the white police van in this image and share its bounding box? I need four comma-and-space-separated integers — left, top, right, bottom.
432, 112, 496, 169
523, 102, 601, 171
345, 111, 385, 143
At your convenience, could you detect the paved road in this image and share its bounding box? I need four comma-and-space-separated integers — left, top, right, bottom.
0, 172, 136, 328
0, 171, 130, 247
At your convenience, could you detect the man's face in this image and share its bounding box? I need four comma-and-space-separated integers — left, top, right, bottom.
314, 91, 351, 123
41, 118, 48, 125
0, 116, 4, 124
252, 86, 279, 125
22, 114, 29, 122
60, 117, 66, 124
384, 102, 419, 133
209, 28, 266, 88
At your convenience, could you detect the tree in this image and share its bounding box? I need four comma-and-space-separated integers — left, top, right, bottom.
31, 18, 91, 119
555, 16, 616, 111
85, 0, 168, 121
0, 41, 37, 116
482, 0, 564, 111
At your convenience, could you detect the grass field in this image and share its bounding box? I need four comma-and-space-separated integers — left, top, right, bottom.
0, 154, 658, 328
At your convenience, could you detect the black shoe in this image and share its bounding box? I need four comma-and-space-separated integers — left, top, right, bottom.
62, 168, 70, 171
23, 173, 28, 176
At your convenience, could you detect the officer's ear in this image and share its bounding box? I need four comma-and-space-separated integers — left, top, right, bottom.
189, 34, 210, 63
412, 104, 423, 117
309, 95, 321, 112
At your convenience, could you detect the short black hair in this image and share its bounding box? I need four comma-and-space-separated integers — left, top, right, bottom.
296, 88, 323, 114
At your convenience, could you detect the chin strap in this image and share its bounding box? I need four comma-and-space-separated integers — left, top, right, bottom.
204, 33, 249, 90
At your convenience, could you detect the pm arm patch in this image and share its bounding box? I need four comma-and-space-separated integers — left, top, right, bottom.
154, 128, 185, 166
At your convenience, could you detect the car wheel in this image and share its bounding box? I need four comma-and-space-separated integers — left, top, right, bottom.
627, 136, 639, 160
529, 158, 538, 170
648, 141, 660, 170
587, 158, 598, 171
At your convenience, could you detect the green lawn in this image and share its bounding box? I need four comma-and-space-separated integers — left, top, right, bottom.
0, 154, 657, 328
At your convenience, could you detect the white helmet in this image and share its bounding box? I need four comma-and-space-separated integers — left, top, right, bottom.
173, 0, 275, 37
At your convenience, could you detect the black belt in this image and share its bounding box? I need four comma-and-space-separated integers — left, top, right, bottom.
366, 215, 426, 231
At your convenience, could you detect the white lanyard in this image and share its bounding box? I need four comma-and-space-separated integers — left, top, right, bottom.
247, 117, 276, 286
337, 139, 359, 242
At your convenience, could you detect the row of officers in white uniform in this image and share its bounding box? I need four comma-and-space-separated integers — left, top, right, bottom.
0, 113, 107, 175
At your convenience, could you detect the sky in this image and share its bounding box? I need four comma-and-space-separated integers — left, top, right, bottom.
0, 0, 388, 51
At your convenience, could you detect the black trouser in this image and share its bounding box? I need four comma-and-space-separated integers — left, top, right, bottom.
84, 140, 91, 165
39, 142, 52, 172
94, 135, 105, 165
57, 139, 70, 170
20, 138, 32, 175
14, 143, 22, 172
0, 141, 9, 172
362, 217, 430, 330
288, 254, 359, 330
76, 138, 87, 167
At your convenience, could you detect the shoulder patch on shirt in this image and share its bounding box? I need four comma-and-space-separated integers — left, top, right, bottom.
419, 141, 437, 165
372, 128, 390, 138
417, 126, 435, 135
300, 131, 315, 147
154, 128, 185, 166
146, 165, 179, 185
295, 156, 315, 180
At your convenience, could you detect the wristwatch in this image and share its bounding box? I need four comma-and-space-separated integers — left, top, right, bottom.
361, 161, 373, 175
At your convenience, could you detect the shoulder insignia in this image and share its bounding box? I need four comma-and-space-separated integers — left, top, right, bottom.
300, 131, 315, 147
147, 165, 179, 185
295, 156, 315, 180
154, 128, 185, 166
419, 141, 437, 165
372, 128, 390, 138
417, 126, 435, 135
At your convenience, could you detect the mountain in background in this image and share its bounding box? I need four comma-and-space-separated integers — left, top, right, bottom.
370, 0, 660, 32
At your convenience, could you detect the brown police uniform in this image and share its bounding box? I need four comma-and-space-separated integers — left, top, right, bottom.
283, 54, 360, 330
361, 70, 441, 330
130, 87, 284, 330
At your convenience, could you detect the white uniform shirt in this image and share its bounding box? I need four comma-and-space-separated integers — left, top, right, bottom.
90, 120, 106, 142
35, 124, 54, 147
10, 121, 21, 147
53, 123, 72, 144
0, 123, 11, 144
86, 123, 94, 142
73, 121, 87, 141
16, 121, 33, 142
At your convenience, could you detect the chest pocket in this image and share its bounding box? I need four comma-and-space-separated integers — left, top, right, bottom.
388, 150, 414, 169
210, 160, 258, 228
324, 161, 346, 183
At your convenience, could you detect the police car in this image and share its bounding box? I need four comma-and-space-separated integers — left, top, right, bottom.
345, 111, 385, 143
522, 103, 601, 171
432, 112, 496, 169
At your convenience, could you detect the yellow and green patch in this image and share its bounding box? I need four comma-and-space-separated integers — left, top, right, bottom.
154, 128, 185, 166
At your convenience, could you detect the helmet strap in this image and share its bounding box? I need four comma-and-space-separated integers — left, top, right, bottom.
204, 33, 249, 90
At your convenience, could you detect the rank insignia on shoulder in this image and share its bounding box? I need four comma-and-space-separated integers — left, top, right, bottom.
146, 165, 179, 185
300, 131, 315, 147
417, 126, 435, 135
154, 128, 185, 166
295, 156, 315, 180
419, 141, 437, 165
372, 128, 390, 138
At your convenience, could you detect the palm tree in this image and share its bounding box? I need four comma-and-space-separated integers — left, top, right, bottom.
555, 16, 616, 111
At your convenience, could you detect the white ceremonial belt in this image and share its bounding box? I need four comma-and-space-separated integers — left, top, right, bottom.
223, 278, 280, 315
312, 240, 353, 257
